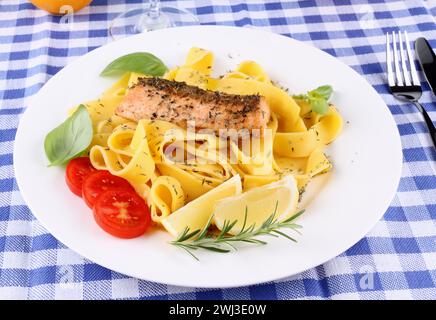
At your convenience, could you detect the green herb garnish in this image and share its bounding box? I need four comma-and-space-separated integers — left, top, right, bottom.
100, 52, 168, 77
293, 85, 333, 115
170, 202, 304, 260
44, 105, 93, 166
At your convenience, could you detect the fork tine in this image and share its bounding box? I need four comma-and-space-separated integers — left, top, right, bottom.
404, 31, 420, 86
399, 31, 411, 85
392, 31, 403, 86
386, 33, 395, 87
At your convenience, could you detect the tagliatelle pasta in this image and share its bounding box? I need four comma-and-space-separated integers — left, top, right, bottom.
89, 120, 156, 197
149, 175, 185, 222
74, 47, 342, 227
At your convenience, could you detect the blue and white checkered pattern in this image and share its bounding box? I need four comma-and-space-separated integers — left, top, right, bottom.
0, 0, 435, 300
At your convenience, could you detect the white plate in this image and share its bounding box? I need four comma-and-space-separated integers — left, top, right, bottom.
14, 26, 402, 288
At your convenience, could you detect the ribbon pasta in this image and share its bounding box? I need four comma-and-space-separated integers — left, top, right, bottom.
76, 47, 343, 224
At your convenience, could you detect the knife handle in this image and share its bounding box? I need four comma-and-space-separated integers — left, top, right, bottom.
415, 38, 436, 95
413, 101, 436, 148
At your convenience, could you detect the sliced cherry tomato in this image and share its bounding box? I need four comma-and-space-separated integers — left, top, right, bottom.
93, 189, 151, 238
65, 157, 96, 197
82, 171, 134, 208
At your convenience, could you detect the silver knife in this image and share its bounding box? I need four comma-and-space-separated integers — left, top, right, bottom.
415, 37, 436, 95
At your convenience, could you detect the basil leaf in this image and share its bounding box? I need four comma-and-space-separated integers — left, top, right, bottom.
44, 105, 93, 166
100, 52, 168, 77
308, 93, 328, 115
309, 85, 332, 101
293, 85, 332, 115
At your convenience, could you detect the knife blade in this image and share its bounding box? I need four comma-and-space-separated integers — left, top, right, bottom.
415, 37, 436, 94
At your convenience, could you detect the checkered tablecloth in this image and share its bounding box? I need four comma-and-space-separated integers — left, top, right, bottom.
0, 0, 435, 300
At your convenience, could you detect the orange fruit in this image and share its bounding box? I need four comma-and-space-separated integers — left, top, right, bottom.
29, 0, 93, 15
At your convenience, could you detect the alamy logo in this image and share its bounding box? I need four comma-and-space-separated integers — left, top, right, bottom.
58, 265, 75, 288
359, 265, 375, 290
59, 5, 74, 27
159, 122, 273, 165
358, 5, 376, 29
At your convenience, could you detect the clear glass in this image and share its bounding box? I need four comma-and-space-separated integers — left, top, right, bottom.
109, 0, 199, 40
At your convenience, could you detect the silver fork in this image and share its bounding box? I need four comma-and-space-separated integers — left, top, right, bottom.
386, 30, 436, 147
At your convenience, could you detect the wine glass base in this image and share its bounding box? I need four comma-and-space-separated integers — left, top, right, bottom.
110, 6, 199, 40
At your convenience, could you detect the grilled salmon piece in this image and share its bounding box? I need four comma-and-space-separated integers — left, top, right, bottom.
115, 78, 270, 131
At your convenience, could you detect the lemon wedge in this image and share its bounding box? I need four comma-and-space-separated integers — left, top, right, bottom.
213, 175, 299, 235
162, 175, 242, 237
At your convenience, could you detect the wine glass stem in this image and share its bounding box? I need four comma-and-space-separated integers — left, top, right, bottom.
148, 0, 161, 18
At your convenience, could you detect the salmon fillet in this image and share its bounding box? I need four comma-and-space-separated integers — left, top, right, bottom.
115, 77, 271, 131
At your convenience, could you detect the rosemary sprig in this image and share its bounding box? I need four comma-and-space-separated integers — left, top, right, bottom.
170, 201, 304, 260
